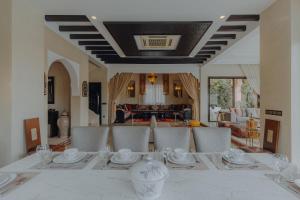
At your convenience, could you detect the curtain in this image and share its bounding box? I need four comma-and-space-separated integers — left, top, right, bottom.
239, 64, 260, 95
108, 73, 133, 124
143, 75, 165, 104
177, 73, 200, 120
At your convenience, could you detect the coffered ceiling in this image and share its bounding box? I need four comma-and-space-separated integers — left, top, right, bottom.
40, 0, 275, 65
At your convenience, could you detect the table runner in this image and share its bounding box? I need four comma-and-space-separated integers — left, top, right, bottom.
31, 154, 96, 170
206, 153, 271, 170
0, 172, 38, 197
265, 174, 300, 199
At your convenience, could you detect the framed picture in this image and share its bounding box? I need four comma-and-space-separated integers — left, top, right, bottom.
48, 76, 55, 104
82, 81, 88, 97
263, 119, 280, 153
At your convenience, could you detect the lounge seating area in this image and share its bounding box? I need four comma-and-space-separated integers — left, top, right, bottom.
115, 104, 192, 123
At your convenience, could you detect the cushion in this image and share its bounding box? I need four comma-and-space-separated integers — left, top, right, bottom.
247, 108, 259, 118
235, 108, 242, 117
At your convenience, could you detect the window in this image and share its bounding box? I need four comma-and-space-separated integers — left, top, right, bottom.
143, 75, 165, 104
208, 77, 259, 122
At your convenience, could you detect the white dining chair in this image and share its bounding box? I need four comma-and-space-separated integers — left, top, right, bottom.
112, 126, 150, 152
153, 127, 190, 151
192, 127, 231, 153
71, 126, 109, 151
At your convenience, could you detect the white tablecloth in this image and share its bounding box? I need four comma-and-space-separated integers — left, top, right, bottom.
0, 153, 298, 200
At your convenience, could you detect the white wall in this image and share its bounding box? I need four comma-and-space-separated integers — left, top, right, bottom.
10, 0, 47, 161
199, 64, 244, 122
260, 0, 291, 156
0, 0, 12, 167
290, 0, 300, 166
108, 64, 200, 80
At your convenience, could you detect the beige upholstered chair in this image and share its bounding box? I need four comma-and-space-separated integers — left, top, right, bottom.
192, 127, 231, 153
153, 127, 190, 151
112, 126, 150, 152
71, 126, 109, 151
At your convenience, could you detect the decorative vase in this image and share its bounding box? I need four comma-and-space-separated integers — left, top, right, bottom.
130, 156, 169, 200
57, 111, 70, 138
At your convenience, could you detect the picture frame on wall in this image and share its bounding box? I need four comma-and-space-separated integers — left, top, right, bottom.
82, 81, 88, 97
48, 76, 55, 104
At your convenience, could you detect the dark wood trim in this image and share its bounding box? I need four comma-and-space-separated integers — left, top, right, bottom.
206, 41, 228, 46
195, 54, 211, 58
86, 46, 114, 51
227, 15, 260, 22
218, 25, 247, 32
78, 41, 110, 46
91, 50, 116, 54
211, 34, 236, 39
59, 26, 97, 32
202, 46, 221, 51
198, 51, 216, 55
99, 58, 205, 64
70, 34, 104, 39
45, 15, 89, 22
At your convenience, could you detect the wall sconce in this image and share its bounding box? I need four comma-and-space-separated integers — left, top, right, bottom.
173, 80, 183, 97
127, 80, 135, 97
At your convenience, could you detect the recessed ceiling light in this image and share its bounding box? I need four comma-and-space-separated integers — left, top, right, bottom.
219, 15, 226, 19
91, 16, 97, 20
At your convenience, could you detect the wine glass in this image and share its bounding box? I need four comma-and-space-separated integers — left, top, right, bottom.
36, 144, 52, 166
160, 147, 172, 163
273, 153, 289, 182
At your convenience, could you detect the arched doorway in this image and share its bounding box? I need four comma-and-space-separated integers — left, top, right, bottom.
47, 61, 71, 143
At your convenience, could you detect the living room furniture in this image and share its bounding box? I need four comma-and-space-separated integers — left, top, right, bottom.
263, 119, 280, 153
153, 127, 190, 151
192, 127, 231, 153
71, 127, 109, 152
112, 126, 150, 152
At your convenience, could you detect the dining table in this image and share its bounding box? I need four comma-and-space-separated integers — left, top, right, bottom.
0, 152, 299, 200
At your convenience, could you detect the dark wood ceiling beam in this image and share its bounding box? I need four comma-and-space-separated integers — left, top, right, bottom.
70, 34, 104, 39
202, 46, 221, 51
45, 15, 89, 22
227, 15, 260, 21
85, 46, 113, 50
206, 41, 228, 46
198, 51, 216, 55
78, 41, 110, 46
59, 26, 97, 32
195, 55, 211, 58
218, 25, 246, 32
91, 50, 116, 54
211, 34, 236, 39
100, 58, 204, 64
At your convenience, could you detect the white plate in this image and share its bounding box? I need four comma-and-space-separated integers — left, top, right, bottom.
167, 153, 196, 165
53, 152, 87, 164
0, 173, 17, 189
110, 154, 139, 165
222, 153, 254, 165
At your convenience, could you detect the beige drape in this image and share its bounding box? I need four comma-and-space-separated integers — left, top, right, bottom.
177, 73, 200, 120
108, 73, 133, 124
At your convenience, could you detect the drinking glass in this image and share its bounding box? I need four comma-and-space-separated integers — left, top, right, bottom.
36, 144, 52, 166
160, 147, 172, 162
273, 153, 289, 182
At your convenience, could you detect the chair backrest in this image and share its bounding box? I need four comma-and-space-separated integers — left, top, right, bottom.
112, 126, 150, 152
24, 118, 41, 153
192, 127, 231, 153
71, 126, 109, 151
154, 127, 190, 151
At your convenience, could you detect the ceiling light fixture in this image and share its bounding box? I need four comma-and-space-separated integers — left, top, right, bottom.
91, 16, 97, 20
219, 15, 226, 20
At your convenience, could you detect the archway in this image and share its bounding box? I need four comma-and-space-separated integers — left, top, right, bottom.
47, 61, 71, 144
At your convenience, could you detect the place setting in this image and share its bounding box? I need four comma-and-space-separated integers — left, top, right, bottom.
32, 145, 96, 170
0, 172, 38, 196
265, 154, 300, 199
163, 148, 208, 170
206, 148, 270, 170
93, 149, 143, 170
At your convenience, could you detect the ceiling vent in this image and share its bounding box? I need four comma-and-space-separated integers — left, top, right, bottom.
134, 35, 181, 50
